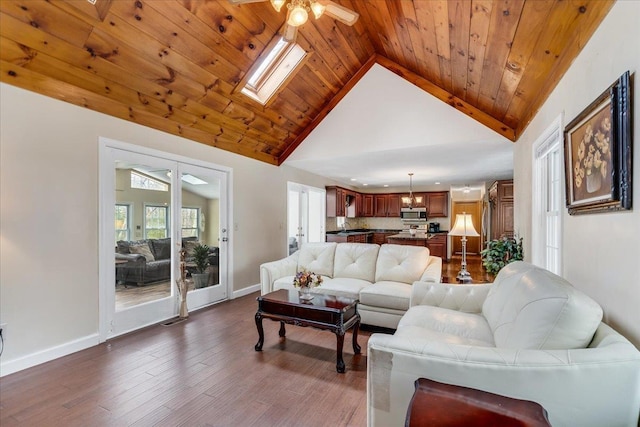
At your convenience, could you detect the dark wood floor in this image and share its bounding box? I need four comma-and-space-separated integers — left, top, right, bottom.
443, 254, 492, 283
1, 255, 487, 427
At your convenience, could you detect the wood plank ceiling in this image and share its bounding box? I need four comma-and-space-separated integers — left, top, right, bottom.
0, 0, 614, 165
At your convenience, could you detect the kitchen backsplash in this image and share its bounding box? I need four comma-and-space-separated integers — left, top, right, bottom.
326, 216, 450, 232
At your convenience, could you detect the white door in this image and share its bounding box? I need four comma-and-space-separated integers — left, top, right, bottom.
100, 142, 231, 340
103, 147, 177, 337
179, 163, 228, 309
287, 182, 325, 254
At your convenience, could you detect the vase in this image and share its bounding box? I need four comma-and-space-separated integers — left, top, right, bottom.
176, 278, 189, 319
299, 286, 314, 301
586, 168, 602, 193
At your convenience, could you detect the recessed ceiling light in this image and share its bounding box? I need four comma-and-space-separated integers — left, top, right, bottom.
383, 184, 389, 187
363, 183, 368, 186
350, 178, 357, 181
435, 182, 441, 185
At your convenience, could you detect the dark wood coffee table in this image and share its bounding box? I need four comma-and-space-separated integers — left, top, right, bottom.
255, 289, 361, 373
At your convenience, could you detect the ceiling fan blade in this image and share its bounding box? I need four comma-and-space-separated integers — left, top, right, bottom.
321, 0, 359, 26
281, 23, 298, 42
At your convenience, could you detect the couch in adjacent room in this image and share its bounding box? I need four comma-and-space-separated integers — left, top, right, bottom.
116, 237, 218, 286
367, 261, 640, 427
260, 242, 443, 329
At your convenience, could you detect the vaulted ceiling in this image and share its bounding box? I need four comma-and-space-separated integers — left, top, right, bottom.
0, 0, 614, 166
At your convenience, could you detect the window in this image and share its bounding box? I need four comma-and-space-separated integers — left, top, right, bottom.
145, 205, 169, 239
240, 37, 307, 105
131, 171, 168, 191
114, 204, 130, 243
181, 207, 199, 238
533, 116, 563, 275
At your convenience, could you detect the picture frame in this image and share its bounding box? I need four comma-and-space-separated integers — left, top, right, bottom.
564, 71, 632, 215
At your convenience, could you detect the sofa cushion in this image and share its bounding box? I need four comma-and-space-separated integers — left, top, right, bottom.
297, 242, 337, 278
375, 244, 430, 284
482, 261, 603, 349
129, 242, 155, 262
184, 240, 201, 259
398, 305, 495, 346
150, 238, 171, 260
273, 275, 296, 291
313, 277, 372, 300
333, 243, 380, 282
359, 281, 412, 311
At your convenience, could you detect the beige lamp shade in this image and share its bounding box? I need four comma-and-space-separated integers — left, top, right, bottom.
448, 213, 479, 237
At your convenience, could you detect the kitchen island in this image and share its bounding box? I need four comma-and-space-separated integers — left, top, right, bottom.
326, 229, 401, 244
386, 231, 448, 260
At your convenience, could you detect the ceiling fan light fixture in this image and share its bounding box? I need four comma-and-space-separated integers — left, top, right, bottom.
310, 1, 325, 19
287, 1, 309, 26
270, 0, 286, 12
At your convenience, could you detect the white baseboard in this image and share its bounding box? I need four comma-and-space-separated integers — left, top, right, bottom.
0, 333, 99, 377
232, 284, 260, 299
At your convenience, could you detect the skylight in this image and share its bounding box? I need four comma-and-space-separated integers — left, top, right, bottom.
131, 171, 168, 191
241, 37, 307, 105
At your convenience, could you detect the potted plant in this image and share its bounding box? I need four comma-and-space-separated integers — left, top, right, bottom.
480, 236, 524, 277
191, 243, 210, 288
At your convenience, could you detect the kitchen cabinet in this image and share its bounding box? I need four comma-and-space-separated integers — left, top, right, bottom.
326, 186, 356, 217
373, 194, 401, 217
362, 194, 374, 217
488, 180, 514, 239
355, 193, 363, 217
385, 233, 448, 260
326, 186, 345, 217
427, 192, 448, 218
387, 237, 425, 247
372, 232, 395, 245
426, 234, 447, 259
387, 194, 401, 217
326, 233, 372, 243
374, 195, 388, 217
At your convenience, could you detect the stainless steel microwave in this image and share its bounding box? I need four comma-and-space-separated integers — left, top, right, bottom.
400, 207, 427, 222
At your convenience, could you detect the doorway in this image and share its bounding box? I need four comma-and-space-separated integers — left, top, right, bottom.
287, 182, 326, 254
99, 139, 231, 341
451, 201, 483, 255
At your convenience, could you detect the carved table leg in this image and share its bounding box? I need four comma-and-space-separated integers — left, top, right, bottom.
352, 315, 362, 354
335, 330, 346, 373
279, 321, 286, 337
254, 312, 264, 351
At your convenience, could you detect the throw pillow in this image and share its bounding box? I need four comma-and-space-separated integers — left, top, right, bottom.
184, 240, 201, 259
129, 243, 155, 262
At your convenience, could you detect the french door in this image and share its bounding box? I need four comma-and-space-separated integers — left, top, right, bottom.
100, 140, 230, 340
287, 182, 326, 254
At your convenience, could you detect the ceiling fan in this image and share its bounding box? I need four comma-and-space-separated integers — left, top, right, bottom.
229, 0, 359, 42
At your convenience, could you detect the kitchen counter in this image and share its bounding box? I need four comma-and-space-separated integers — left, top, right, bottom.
386, 232, 449, 259
325, 229, 402, 244
386, 231, 448, 240
326, 229, 401, 236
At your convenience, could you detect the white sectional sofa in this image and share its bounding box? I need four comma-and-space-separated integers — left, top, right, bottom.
259, 242, 443, 329
367, 261, 640, 427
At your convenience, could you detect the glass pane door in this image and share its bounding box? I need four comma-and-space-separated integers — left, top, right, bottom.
287, 183, 326, 254
180, 163, 228, 309
108, 149, 177, 337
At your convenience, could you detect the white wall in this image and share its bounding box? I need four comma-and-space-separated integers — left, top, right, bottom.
514, 1, 640, 348
0, 83, 337, 369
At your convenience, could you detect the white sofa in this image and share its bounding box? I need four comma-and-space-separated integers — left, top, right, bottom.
259, 242, 443, 329
367, 261, 640, 427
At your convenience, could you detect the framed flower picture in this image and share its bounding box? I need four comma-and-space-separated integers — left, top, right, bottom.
564, 71, 632, 215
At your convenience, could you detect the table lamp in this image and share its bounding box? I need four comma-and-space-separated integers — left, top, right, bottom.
448, 212, 479, 283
